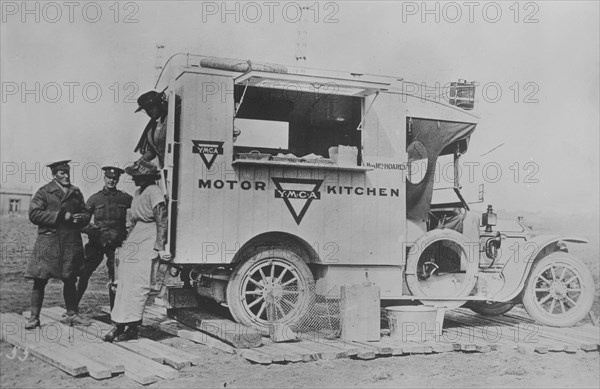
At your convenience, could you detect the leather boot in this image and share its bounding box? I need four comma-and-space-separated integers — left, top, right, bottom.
25, 280, 46, 329
25, 318, 41, 329
103, 323, 125, 342
63, 278, 79, 315
114, 320, 141, 342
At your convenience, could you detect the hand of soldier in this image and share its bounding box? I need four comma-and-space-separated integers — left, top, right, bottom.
159, 250, 172, 261
72, 213, 85, 224
64, 211, 72, 221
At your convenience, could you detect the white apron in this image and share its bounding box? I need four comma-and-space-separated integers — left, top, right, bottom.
111, 184, 164, 324
111, 221, 157, 323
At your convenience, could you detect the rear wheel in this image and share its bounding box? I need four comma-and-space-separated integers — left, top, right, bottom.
226, 248, 314, 332
467, 301, 515, 317
522, 252, 594, 327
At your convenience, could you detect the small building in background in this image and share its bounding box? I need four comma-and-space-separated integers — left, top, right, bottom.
0, 187, 32, 216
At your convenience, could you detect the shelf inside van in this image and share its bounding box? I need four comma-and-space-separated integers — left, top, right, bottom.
231, 159, 373, 172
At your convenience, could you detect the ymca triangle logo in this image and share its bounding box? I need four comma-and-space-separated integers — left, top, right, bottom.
192, 140, 224, 169
272, 177, 324, 225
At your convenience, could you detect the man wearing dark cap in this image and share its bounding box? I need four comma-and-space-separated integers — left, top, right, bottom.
78, 166, 133, 309
134, 90, 168, 168
25, 160, 91, 328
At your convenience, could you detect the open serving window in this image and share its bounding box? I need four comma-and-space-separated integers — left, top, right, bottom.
231, 71, 389, 170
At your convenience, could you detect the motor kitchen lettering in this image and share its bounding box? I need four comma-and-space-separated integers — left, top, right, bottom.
198, 177, 400, 224
197, 178, 401, 198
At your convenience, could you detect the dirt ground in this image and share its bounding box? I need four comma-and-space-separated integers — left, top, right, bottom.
1, 214, 599, 388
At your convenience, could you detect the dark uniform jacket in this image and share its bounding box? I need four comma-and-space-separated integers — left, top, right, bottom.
26, 180, 90, 279
84, 188, 133, 248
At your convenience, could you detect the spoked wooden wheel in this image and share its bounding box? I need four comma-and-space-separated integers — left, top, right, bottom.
226, 248, 314, 332
522, 252, 594, 327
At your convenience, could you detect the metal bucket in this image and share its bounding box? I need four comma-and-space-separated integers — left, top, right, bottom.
386, 306, 439, 342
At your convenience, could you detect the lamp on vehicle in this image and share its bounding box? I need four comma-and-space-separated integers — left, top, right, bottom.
482, 204, 497, 232
449, 79, 476, 110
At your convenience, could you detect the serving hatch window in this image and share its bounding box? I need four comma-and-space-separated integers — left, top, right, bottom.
232, 71, 389, 165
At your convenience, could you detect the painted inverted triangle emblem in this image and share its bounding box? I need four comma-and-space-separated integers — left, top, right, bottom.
272, 177, 323, 225
192, 140, 224, 169
199, 154, 218, 169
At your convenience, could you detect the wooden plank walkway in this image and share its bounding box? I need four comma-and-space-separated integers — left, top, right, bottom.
445, 307, 600, 353
3, 303, 598, 379
0, 306, 209, 384
115, 303, 600, 365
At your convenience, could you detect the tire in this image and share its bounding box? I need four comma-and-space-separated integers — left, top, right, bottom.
405, 229, 478, 302
226, 248, 315, 332
522, 252, 594, 327
467, 301, 515, 317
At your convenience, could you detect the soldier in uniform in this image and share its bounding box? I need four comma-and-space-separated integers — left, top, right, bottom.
134, 90, 168, 168
78, 167, 132, 309
25, 160, 91, 328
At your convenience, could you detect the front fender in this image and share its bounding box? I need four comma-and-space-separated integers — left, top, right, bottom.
492, 234, 587, 301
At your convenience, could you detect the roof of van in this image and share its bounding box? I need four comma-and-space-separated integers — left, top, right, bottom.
155, 53, 479, 119
156, 53, 402, 91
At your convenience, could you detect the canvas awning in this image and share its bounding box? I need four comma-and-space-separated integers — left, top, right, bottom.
406, 118, 476, 223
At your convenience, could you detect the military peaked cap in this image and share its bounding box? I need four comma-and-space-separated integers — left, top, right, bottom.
102, 166, 125, 178
47, 160, 71, 172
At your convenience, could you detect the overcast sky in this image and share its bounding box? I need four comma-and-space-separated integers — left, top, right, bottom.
1, 1, 598, 215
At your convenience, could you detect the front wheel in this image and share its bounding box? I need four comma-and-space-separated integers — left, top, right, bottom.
522, 252, 594, 327
226, 248, 315, 333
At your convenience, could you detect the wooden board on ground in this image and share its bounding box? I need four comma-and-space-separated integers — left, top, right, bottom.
1, 313, 89, 377
235, 348, 272, 364
370, 337, 405, 355
85, 301, 600, 369
159, 319, 236, 355
118, 340, 165, 364
169, 308, 262, 348
296, 339, 349, 360
138, 337, 202, 366
314, 339, 360, 357
352, 340, 393, 356
261, 339, 319, 362
446, 309, 599, 353
19, 312, 121, 378
40, 307, 180, 381
14, 312, 123, 379
36, 311, 165, 383
259, 340, 303, 363
49, 306, 203, 367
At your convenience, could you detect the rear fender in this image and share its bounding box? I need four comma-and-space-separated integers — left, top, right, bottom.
491, 235, 587, 301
